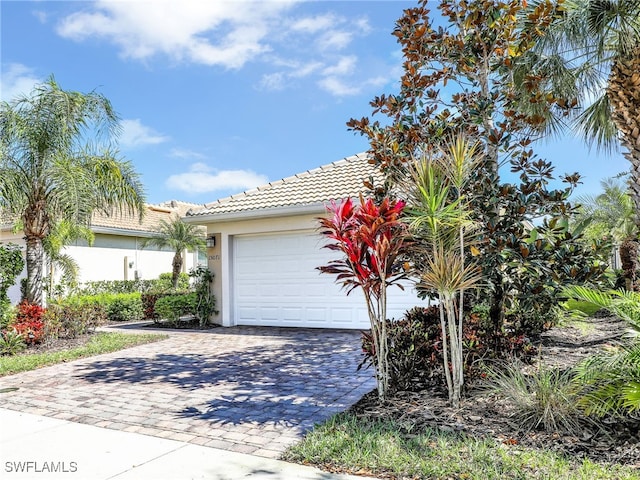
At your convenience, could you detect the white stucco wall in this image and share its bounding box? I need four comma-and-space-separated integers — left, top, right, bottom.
0, 231, 202, 304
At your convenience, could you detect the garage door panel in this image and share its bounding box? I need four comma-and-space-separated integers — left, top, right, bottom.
234, 231, 426, 328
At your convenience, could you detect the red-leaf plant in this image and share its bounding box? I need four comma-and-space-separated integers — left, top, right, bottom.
12, 301, 46, 344
318, 195, 409, 399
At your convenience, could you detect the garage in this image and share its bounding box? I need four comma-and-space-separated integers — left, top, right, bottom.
233, 230, 424, 329
185, 153, 428, 329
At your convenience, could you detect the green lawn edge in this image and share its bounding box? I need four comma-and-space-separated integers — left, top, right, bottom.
0, 332, 168, 377
284, 413, 640, 480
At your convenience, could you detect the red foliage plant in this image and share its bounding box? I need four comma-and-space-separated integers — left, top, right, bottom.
318, 195, 409, 297
12, 301, 46, 344
318, 195, 410, 399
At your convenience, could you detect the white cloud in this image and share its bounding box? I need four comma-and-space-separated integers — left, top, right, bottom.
317, 31, 353, 51
318, 76, 360, 97
33, 10, 49, 24
169, 148, 206, 160
259, 72, 286, 91
291, 13, 337, 33
322, 56, 356, 76
120, 119, 169, 148
166, 163, 268, 194
0, 64, 41, 102
258, 60, 323, 91
56, 0, 297, 69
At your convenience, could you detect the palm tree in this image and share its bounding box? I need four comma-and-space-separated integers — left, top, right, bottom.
0, 77, 145, 305
142, 218, 205, 289
43, 220, 95, 297
576, 176, 637, 289
530, 0, 640, 221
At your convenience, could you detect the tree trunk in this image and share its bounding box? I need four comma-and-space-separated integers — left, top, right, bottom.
608, 52, 640, 234
24, 235, 45, 306
489, 286, 505, 348
172, 251, 183, 289
619, 238, 638, 291
22, 201, 50, 306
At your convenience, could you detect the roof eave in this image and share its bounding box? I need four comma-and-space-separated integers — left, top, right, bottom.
90, 226, 158, 238
183, 202, 328, 224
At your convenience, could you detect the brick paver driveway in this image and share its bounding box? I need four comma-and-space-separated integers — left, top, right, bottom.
0, 327, 375, 458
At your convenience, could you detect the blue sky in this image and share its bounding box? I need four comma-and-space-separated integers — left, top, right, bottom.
1, 0, 628, 206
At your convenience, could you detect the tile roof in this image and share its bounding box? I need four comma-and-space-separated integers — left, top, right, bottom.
187, 153, 381, 217
2, 201, 205, 235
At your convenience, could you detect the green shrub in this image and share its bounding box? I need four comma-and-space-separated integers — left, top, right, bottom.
0, 329, 26, 355
43, 302, 106, 339
0, 298, 14, 330
157, 272, 190, 291
61, 293, 143, 322
79, 273, 190, 295
154, 293, 196, 324
361, 306, 537, 393
106, 294, 144, 322
189, 266, 217, 327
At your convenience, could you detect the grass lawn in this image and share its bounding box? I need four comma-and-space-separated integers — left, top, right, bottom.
284, 413, 640, 480
0, 332, 168, 377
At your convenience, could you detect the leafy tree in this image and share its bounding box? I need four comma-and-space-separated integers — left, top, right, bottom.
318, 196, 409, 399
142, 218, 205, 289
347, 0, 606, 341
0, 77, 145, 305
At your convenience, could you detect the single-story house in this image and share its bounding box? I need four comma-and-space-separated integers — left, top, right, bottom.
184, 153, 428, 330
1, 201, 205, 304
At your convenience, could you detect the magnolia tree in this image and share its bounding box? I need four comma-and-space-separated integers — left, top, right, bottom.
318, 196, 409, 399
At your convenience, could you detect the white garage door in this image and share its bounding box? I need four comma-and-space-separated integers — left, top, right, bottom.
233, 230, 426, 329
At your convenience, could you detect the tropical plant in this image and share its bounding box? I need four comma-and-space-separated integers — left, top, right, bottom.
189, 265, 217, 327
318, 196, 409, 399
563, 285, 640, 334
531, 0, 640, 225
0, 77, 145, 305
142, 218, 205, 289
0, 329, 26, 356
0, 243, 23, 303
403, 136, 483, 407
563, 284, 640, 416
43, 219, 95, 297
0, 243, 23, 325
11, 301, 45, 344
574, 176, 638, 289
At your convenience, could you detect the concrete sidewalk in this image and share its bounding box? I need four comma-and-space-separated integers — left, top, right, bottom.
0, 408, 370, 480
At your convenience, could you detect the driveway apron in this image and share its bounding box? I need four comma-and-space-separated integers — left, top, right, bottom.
0, 327, 375, 459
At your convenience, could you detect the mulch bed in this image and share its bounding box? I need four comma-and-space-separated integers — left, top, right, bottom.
348, 315, 640, 467
12, 334, 96, 356
141, 317, 221, 330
